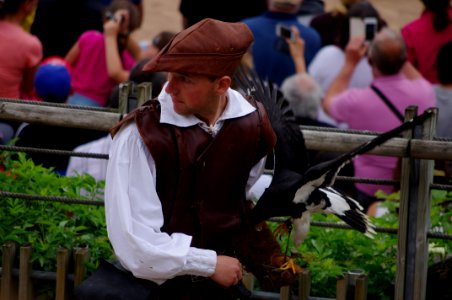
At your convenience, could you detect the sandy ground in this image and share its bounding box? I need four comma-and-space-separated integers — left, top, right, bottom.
133, 0, 423, 43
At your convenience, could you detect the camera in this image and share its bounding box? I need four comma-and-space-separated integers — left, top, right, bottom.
349, 17, 378, 41
105, 11, 124, 23
364, 17, 378, 41
276, 24, 294, 41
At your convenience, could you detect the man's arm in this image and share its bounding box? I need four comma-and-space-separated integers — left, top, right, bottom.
323, 36, 368, 115
105, 123, 242, 287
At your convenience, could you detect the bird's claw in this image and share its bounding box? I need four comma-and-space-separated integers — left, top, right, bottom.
277, 258, 302, 274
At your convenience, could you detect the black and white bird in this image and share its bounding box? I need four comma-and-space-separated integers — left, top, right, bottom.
234, 67, 433, 248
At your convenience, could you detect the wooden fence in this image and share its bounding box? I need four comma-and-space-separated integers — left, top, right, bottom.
1, 91, 451, 299
0, 241, 368, 300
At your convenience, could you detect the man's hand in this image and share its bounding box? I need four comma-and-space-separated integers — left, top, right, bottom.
344, 36, 368, 67
210, 255, 243, 287
323, 36, 368, 115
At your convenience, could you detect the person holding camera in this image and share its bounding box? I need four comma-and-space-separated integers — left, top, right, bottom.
65, 0, 141, 107
322, 28, 435, 216
242, 0, 321, 87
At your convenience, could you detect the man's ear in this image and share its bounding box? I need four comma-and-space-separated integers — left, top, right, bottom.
216, 76, 232, 95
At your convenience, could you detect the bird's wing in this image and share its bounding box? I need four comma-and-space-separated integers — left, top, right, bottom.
233, 66, 310, 178
233, 67, 311, 224
292, 186, 376, 246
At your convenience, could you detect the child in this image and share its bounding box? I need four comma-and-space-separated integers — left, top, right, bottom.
65, 0, 140, 107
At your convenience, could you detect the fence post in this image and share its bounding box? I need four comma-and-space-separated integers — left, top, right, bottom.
1, 242, 17, 300
55, 248, 70, 300
18, 245, 33, 300
336, 275, 346, 300
73, 247, 90, 287
337, 269, 367, 300
298, 269, 311, 300
412, 108, 436, 299
395, 107, 436, 300
136, 82, 152, 105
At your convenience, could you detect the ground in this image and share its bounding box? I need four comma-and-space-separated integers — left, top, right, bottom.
133, 0, 423, 43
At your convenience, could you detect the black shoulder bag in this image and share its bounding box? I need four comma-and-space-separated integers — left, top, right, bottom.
370, 84, 404, 179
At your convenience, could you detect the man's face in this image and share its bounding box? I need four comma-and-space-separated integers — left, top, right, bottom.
165, 73, 219, 116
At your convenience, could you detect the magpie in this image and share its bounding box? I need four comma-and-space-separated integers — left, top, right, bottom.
234, 67, 434, 247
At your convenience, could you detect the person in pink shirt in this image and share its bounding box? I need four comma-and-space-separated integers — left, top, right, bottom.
323, 29, 436, 215
401, 0, 452, 84
0, 0, 42, 100
65, 0, 140, 107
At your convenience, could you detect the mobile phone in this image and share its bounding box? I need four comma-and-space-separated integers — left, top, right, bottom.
364, 17, 378, 41
276, 24, 294, 40
349, 17, 364, 38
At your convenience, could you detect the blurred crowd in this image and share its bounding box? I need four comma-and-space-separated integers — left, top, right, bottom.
0, 0, 451, 215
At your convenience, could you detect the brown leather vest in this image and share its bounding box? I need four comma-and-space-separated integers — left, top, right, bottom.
112, 98, 276, 252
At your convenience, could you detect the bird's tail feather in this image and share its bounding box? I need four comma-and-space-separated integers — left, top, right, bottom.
320, 187, 376, 238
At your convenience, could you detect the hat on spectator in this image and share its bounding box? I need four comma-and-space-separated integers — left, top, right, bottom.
143, 18, 253, 77
34, 56, 72, 103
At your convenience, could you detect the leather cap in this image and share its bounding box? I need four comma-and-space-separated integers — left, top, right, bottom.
143, 18, 254, 77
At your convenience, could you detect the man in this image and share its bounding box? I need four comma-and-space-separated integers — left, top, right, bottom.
242, 0, 321, 86
323, 28, 435, 215
103, 18, 298, 299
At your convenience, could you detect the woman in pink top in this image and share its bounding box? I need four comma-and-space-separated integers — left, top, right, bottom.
65, 0, 141, 107
0, 0, 42, 100
401, 0, 452, 84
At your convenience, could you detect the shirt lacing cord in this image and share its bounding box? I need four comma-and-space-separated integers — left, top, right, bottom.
198, 121, 224, 137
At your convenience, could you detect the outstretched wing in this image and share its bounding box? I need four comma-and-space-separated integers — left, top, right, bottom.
234, 66, 309, 177
233, 67, 310, 224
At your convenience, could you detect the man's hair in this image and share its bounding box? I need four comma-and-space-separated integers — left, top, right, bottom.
280, 73, 323, 120
368, 29, 407, 76
437, 41, 452, 85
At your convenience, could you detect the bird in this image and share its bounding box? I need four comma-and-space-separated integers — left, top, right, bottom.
234, 67, 434, 252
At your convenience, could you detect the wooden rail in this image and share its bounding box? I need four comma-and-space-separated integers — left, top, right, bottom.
1, 100, 451, 160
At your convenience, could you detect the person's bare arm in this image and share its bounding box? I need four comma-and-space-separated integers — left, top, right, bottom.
287, 26, 306, 74
323, 36, 367, 114
65, 42, 80, 66
104, 10, 130, 83
210, 255, 243, 287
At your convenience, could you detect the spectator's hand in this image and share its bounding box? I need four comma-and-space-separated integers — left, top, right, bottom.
344, 36, 368, 67
287, 26, 305, 60
210, 255, 243, 288
287, 26, 306, 74
104, 9, 129, 37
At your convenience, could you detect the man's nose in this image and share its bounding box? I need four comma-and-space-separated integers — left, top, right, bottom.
165, 80, 176, 95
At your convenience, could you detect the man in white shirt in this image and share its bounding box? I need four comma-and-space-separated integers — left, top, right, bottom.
94, 18, 299, 299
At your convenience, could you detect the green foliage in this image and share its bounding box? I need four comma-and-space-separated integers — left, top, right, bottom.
0, 151, 112, 272
1, 151, 450, 299
268, 189, 451, 299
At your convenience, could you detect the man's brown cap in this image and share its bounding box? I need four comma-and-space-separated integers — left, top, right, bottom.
143, 18, 254, 77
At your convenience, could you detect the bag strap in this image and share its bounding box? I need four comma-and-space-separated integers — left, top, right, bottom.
371, 85, 404, 122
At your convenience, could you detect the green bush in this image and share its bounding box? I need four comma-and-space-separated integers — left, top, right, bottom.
269, 188, 452, 299
0, 151, 111, 272
0, 151, 450, 299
